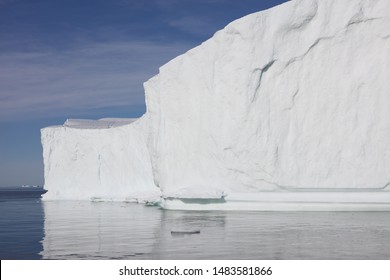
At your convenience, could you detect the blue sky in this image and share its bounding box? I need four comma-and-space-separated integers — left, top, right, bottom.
0, 0, 289, 187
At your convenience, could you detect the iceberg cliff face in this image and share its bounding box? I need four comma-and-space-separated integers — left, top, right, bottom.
42, 0, 390, 205
41, 118, 160, 201
145, 0, 390, 196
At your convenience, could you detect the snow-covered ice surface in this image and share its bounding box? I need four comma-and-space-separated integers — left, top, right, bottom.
42, 0, 390, 210
63, 118, 137, 129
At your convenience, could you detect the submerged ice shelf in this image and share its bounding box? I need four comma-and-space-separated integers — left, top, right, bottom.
160, 190, 390, 211
41, 0, 390, 211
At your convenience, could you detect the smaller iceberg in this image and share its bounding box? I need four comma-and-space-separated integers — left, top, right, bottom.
41, 117, 161, 202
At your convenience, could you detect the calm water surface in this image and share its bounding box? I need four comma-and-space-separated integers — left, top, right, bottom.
1, 196, 390, 259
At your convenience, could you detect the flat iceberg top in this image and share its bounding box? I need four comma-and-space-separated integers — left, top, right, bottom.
63, 118, 137, 129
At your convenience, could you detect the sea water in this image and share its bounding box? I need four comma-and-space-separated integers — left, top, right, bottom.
1, 192, 390, 259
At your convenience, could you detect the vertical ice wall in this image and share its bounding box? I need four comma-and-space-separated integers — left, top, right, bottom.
144, 0, 390, 197
41, 118, 160, 201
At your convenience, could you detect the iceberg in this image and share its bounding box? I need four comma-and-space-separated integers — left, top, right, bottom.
42, 0, 390, 210
41, 118, 160, 202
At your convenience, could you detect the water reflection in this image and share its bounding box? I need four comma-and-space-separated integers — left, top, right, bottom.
41, 201, 162, 259
40, 201, 390, 259
153, 211, 390, 259
0, 198, 44, 259
152, 211, 227, 259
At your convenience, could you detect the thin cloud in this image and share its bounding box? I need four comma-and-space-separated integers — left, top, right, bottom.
168, 15, 219, 37
117, 0, 227, 9
0, 0, 16, 4
0, 40, 191, 122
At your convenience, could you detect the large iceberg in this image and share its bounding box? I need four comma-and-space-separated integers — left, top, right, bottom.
42, 0, 390, 210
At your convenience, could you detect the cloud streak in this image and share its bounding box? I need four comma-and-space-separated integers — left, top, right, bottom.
168, 15, 219, 37
0, 39, 191, 122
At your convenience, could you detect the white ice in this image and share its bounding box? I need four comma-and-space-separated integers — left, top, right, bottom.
42, 0, 390, 210
41, 117, 161, 202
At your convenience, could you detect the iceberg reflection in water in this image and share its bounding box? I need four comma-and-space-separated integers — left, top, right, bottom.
40, 201, 390, 259
41, 201, 161, 259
